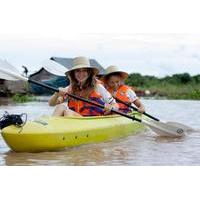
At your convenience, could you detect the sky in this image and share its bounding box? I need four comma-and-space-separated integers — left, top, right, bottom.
1, 34, 200, 77
0, 0, 200, 77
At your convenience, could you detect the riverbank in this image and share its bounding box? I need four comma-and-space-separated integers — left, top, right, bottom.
137, 83, 200, 100
126, 73, 200, 100
2, 90, 200, 105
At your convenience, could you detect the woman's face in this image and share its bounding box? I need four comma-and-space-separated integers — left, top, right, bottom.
107, 75, 122, 90
74, 68, 90, 83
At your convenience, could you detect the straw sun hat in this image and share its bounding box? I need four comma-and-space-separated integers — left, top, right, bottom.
102, 65, 129, 80
65, 56, 99, 75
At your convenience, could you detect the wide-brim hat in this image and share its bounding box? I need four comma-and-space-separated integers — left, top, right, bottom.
65, 56, 99, 76
102, 65, 128, 81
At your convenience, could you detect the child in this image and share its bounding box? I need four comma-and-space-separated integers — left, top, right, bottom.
102, 65, 145, 114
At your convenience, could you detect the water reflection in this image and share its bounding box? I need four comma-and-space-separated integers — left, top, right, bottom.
154, 135, 185, 143
3, 140, 131, 166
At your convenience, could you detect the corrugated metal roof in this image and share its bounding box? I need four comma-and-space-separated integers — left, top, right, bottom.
50, 57, 105, 74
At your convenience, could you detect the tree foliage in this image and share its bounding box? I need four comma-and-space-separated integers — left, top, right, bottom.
125, 73, 200, 99
126, 72, 200, 86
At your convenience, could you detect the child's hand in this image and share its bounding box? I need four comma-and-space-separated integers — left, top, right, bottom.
137, 105, 145, 113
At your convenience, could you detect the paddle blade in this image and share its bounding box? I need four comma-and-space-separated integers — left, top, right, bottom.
0, 59, 28, 81
166, 121, 195, 132
0, 69, 19, 80
41, 59, 68, 76
143, 119, 185, 137
0, 59, 20, 74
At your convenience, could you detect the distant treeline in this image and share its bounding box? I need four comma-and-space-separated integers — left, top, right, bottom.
125, 73, 200, 100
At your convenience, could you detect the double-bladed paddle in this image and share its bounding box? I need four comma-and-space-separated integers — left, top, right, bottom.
0, 59, 185, 137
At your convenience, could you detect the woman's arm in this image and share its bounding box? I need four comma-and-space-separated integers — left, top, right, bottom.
48, 92, 60, 106
96, 84, 116, 104
96, 84, 119, 114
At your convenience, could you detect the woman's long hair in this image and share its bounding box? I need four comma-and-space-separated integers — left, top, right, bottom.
67, 69, 97, 95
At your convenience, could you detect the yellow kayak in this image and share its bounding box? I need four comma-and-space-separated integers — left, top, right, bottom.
1, 113, 145, 152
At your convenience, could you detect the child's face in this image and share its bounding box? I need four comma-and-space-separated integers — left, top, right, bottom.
107, 75, 121, 90
74, 68, 89, 83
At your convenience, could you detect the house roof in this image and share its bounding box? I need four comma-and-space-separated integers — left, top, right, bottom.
50, 57, 105, 75
29, 68, 47, 77
30, 57, 105, 78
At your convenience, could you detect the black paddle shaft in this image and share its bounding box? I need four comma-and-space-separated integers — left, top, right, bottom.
115, 97, 159, 121
28, 79, 142, 123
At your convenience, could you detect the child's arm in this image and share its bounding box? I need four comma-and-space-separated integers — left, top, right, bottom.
127, 88, 145, 113
133, 98, 145, 113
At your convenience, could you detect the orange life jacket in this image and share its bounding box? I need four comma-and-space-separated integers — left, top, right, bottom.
68, 89, 106, 116
107, 85, 132, 113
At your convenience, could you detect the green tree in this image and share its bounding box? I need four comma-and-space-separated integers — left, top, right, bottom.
126, 73, 145, 86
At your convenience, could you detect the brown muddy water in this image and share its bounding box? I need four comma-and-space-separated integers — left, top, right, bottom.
0, 98, 200, 166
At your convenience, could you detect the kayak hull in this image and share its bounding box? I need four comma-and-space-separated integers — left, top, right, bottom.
1, 114, 145, 152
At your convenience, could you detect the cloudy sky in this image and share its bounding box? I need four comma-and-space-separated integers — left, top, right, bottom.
0, 0, 200, 77
1, 34, 200, 77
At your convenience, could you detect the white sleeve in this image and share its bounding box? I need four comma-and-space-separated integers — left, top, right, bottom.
127, 88, 138, 102
96, 84, 116, 104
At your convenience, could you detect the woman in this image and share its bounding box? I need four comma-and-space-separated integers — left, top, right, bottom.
49, 57, 118, 117
102, 65, 145, 114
